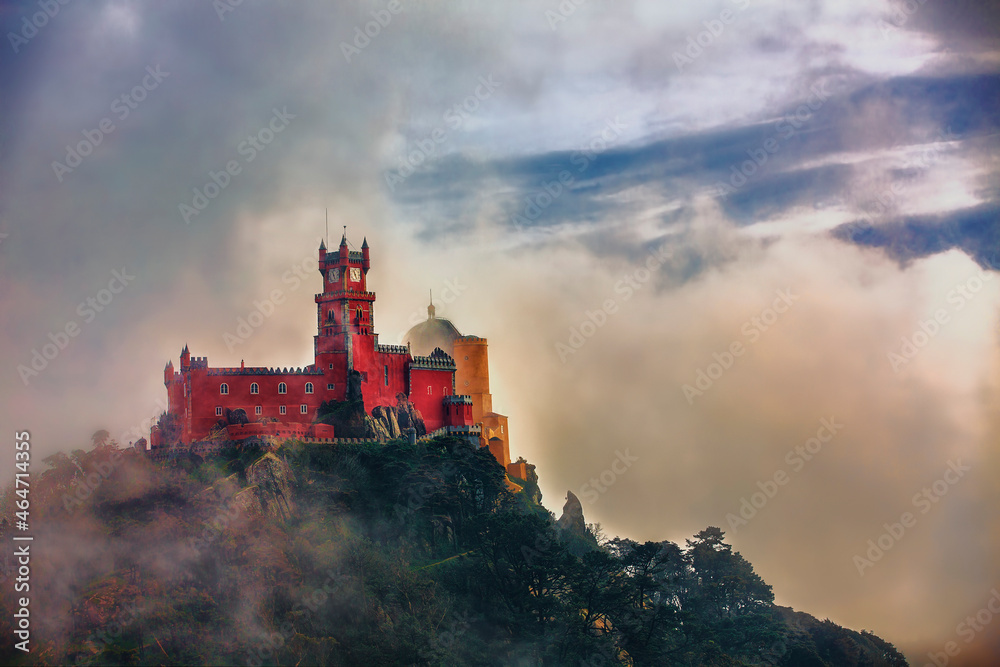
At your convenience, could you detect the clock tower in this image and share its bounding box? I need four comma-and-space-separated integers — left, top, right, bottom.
315, 233, 374, 396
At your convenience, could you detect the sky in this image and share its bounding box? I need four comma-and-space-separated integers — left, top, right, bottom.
1, 0, 999, 662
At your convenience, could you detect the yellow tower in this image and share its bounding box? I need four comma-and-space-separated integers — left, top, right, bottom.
454, 335, 509, 467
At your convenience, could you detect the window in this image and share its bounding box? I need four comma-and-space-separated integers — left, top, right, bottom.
250, 383, 259, 394
327, 384, 334, 390
384, 365, 389, 386
216, 407, 223, 416
300, 404, 308, 414
220, 383, 229, 395
255, 406, 262, 415
305, 382, 314, 394
279, 406, 286, 415
443, 386, 449, 395
329, 363, 333, 369
464, 355, 469, 361
501, 425, 504, 434
427, 386, 432, 395
278, 382, 287, 394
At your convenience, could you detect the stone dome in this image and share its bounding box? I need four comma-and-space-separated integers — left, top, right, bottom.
403, 302, 462, 356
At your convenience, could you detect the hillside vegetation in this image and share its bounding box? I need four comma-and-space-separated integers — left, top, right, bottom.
0, 436, 908, 666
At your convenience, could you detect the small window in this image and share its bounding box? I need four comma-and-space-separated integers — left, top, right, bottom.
216, 407, 223, 416
464, 355, 469, 361
278, 383, 287, 394
279, 406, 286, 415
501, 425, 504, 434
329, 363, 333, 369
427, 386, 432, 395
443, 386, 449, 396
300, 404, 308, 414
255, 406, 262, 415
327, 383, 334, 390
305, 382, 314, 394
384, 365, 389, 386
220, 383, 229, 395
250, 383, 259, 394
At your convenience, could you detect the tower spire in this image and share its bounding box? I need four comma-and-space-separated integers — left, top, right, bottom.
428, 289, 435, 319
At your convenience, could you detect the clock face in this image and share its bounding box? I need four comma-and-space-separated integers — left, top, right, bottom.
327, 268, 339, 282
350, 267, 361, 282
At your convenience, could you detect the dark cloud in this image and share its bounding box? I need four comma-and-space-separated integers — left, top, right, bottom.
833, 202, 1000, 269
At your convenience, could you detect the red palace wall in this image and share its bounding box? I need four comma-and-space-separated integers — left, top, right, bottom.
408, 367, 455, 431
158, 237, 477, 445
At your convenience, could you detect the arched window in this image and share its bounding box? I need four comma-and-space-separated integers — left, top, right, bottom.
305, 382, 314, 394
250, 383, 259, 394
427, 386, 432, 395
300, 404, 308, 414
442, 386, 449, 396
279, 405, 286, 415
220, 383, 229, 395
278, 382, 287, 394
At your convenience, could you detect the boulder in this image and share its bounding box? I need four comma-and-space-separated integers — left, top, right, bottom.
242, 452, 296, 520
556, 490, 587, 537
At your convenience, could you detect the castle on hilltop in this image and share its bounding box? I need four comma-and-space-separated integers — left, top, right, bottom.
149, 234, 520, 476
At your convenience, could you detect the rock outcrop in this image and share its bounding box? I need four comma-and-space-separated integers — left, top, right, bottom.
556, 490, 586, 537
238, 452, 296, 520
394, 393, 427, 436
365, 394, 428, 441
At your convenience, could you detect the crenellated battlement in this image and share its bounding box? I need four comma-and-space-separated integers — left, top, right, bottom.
206, 366, 325, 376
411, 348, 456, 369
376, 343, 408, 355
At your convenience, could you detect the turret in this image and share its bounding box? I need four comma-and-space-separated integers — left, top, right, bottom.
180, 344, 190, 371
361, 236, 370, 271
164, 360, 174, 385
339, 232, 348, 262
